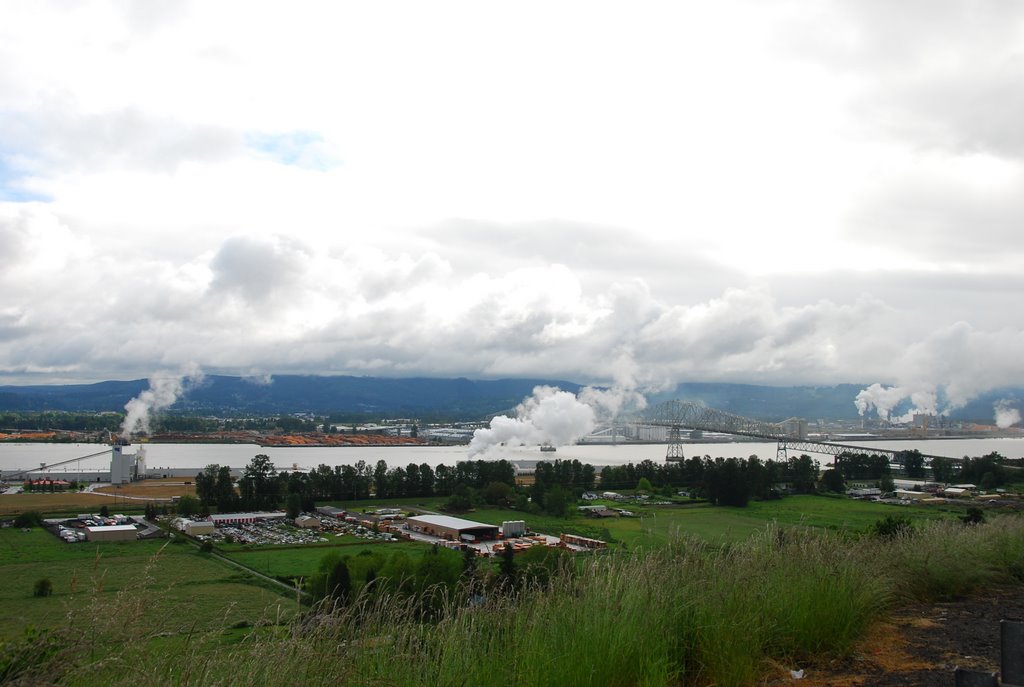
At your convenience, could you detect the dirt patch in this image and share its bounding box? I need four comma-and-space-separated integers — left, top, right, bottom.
95, 481, 195, 498
0, 492, 112, 515
769, 585, 1024, 686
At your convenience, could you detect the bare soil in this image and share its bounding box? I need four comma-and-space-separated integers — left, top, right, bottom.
0, 491, 112, 515
95, 478, 196, 498
767, 585, 1024, 686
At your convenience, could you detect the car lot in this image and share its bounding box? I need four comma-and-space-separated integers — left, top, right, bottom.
200, 516, 396, 546
202, 520, 329, 546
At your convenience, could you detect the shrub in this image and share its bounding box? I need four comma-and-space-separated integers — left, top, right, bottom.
870, 514, 912, 539
13, 511, 43, 528
33, 578, 53, 598
961, 507, 985, 525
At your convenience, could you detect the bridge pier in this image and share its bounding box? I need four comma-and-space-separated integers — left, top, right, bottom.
666, 425, 685, 462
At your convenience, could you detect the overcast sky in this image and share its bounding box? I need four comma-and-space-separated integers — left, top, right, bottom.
2, 1, 1023, 418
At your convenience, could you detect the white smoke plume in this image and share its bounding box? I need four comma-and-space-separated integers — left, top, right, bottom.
994, 400, 1022, 429
468, 386, 595, 457
469, 377, 648, 457
120, 365, 204, 439
854, 383, 940, 423
578, 350, 649, 420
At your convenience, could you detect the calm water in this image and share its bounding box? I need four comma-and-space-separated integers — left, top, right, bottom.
2, 437, 1023, 475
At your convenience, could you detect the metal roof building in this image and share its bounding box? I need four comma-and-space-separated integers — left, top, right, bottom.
84, 525, 138, 542
406, 514, 499, 542
209, 512, 287, 525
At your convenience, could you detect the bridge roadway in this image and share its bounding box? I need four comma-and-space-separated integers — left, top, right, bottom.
629, 399, 959, 466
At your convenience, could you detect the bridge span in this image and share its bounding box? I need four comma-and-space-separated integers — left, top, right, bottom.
629, 400, 958, 467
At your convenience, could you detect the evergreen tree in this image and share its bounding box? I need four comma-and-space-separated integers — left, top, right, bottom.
214, 466, 237, 512
286, 492, 302, 519
326, 559, 352, 606
498, 542, 516, 588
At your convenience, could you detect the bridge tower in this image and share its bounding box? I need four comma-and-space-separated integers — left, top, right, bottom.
776, 440, 788, 461
666, 425, 685, 462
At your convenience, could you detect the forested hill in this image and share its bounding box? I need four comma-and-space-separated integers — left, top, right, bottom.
0, 375, 1020, 423
0, 376, 582, 420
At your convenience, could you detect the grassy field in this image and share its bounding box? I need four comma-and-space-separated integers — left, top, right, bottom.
216, 494, 958, 580
319, 496, 449, 511
13, 514, 1023, 687
0, 528, 293, 642
449, 494, 952, 547
3, 493, 1020, 687
0, 494, 974, 635
224, 540, 431, 579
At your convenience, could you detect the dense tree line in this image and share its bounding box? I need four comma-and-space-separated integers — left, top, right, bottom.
0, 412, 123, 432
957, 452, 1012, 488
195, 456, 519, 513
834, 452, 892, 480
597, 455, 819, 505
152, 416, 223, 433
835, 450, 1016, 489
194, 449, 1020, 517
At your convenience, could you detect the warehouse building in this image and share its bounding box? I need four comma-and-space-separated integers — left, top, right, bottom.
406, 514, 499, 542
209, 512, 287, 526
84, 525, 138, 542
182, 520, 215, 536
294, 515, 321, 529
316, 506, 346, 519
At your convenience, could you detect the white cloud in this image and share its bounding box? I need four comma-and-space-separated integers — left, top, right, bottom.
0, 0, 1021, 415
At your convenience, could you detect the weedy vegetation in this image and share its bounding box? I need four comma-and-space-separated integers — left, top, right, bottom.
2, 512, 1023, 686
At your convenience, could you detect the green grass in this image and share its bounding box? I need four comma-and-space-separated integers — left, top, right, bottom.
323, 496, 450, 511
0, 527, 293, 642
6, 511, 1024, 687
224, 540, 431, 579
742, 494, 949, 529
461, 494, 951, 549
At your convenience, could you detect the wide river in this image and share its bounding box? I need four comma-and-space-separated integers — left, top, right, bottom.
2, 437, 1024, 475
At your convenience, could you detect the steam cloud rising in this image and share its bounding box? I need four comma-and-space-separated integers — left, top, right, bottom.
994, 400, 1022, 429
854, 383, 939, 423
468, 379, 647, 457
120, 366, 204, 439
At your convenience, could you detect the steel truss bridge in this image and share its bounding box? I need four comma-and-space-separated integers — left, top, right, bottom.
629, 400, 959, 467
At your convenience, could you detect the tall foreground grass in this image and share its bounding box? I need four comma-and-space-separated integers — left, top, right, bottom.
6, 515, 1024, 687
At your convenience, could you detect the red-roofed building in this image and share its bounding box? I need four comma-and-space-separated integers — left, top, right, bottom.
24, 479, 71, 491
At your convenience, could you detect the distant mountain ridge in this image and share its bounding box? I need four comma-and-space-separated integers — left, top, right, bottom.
650, 383, 1024, 424
0, 376, 582, 420
0, 376, 1020, 423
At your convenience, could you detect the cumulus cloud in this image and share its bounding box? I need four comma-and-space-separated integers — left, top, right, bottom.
1, 1, 1024, 411
784, 0, 1024, 159
0, 105, 243, 174
4, 203, 1024, 412
208, 235, 311, 305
